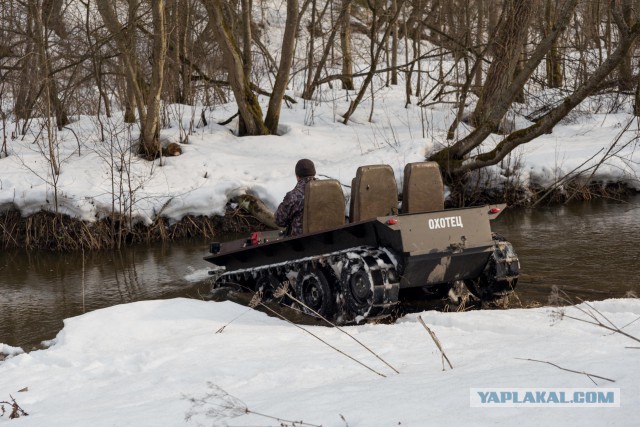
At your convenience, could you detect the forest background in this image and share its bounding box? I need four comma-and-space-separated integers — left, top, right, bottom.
1, 0, 640, 251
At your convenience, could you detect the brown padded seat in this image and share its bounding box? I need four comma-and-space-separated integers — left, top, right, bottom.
349, 164, 398, 222
400, 161, 444, 214
303, 179, 346, 234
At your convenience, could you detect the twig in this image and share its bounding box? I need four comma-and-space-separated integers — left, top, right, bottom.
257, 299, 387, 378
516, 358, 615, 386
242, 408, 322, 427
184, 382, 320, 426
215, 308, 254, 333
562, 312, 640, 343
552, 289, 640, 344
418, 316, 453, 370
532, 148, 605, 207
0, 395, 29, 419
284, 290, 400, 374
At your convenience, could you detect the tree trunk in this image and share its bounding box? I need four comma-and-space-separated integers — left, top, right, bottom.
142, 0, 167, 156
96, 0, 165, 157
202, 0, 268, 136
545, 0, 563, 88
390, 0, 398, 85
340, 0, 354, 90
617, 0, 634, 92
474, 0, 484, 89
470, 0, 533, 128
265, 0, 299, 134
124, 0, 138, 123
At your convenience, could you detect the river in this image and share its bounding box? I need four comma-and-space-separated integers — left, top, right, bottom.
1, 195, 639, 350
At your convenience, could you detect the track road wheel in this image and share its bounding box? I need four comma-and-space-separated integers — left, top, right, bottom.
341, 250, 400, 321
464, 240, 519, 301
342, 261, 375, 318
255, 273, 281, 301
295, 265, 335, 318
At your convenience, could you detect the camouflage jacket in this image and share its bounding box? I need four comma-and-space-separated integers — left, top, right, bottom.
275, 176, 315, 236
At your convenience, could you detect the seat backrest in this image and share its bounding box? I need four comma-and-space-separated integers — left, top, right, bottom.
400, 161, 444, 214
303, 179, 346, 234
349, 164, 398, 222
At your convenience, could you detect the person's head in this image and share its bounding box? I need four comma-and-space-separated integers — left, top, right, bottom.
295, 159, 316, 180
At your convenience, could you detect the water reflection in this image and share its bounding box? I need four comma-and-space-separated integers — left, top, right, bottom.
0, 242, 213, 350
492, 195, 640, 303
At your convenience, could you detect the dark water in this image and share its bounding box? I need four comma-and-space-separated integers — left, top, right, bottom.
0, 242, 213, 350
491, 194, 640, 303
1, 195, 639, 350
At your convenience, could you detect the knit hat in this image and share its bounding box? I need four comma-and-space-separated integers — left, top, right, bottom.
295, 159, 316, 177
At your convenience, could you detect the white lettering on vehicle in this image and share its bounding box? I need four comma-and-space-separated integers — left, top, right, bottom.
428, 216, 464, 230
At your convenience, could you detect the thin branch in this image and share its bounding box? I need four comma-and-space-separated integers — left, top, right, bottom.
516, 358, 615, 386
284, 290, 400, 374
561, 312, 640, 344
418, 315, 453, 370
254, 294, 387, 378
531, 148, 605, 207
215, 307, 254, 334
552, 289, 640, 344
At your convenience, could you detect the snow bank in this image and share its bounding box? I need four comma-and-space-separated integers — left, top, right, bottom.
2, 85, 639, 226
1, 298, 638, 426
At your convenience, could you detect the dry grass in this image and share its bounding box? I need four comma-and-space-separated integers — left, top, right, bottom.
0, 204, 268, 252
446, 177, 635, 208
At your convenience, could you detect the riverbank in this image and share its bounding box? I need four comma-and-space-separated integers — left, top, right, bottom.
1, 297, 638, 426
0, 204, 267, 251
2, 182, 638, 251
2, 85, 639, 252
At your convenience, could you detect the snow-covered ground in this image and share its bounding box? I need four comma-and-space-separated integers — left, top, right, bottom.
2, 16, 640, 425
1, 84, 639, 225
1, 298, 638, 426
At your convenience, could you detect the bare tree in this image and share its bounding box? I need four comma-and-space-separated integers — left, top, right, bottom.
302, 0, 350, 100
434, 1, 640, 177
340, 0, 355, 90
201, 0, 269, 136
430, 0, 579, 174
342, 0, 404, 124
264, 0, 300, 134
96, 0, 167, 157
470, 0, 534, 129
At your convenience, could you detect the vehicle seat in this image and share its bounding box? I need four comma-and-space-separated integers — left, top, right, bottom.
349, 164, 398, 222
303, 179, 346, 234
400, 161, 444, 214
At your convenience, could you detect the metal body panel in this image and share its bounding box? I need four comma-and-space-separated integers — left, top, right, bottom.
205, 205, 501, 289
204, 221, 378, 271
398, 249, 490, 288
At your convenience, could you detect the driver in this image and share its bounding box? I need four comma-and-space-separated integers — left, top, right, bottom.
275, 159, 316, 236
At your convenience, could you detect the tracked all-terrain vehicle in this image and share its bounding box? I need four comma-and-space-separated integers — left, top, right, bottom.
204, 162, 519, 322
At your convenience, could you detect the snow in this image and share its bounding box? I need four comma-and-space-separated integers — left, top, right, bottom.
2, 92, 639, 423
2, 76, 640, 427
1, 298, 638, 426
2, 4, 640, 425
2, 84, 639, 225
